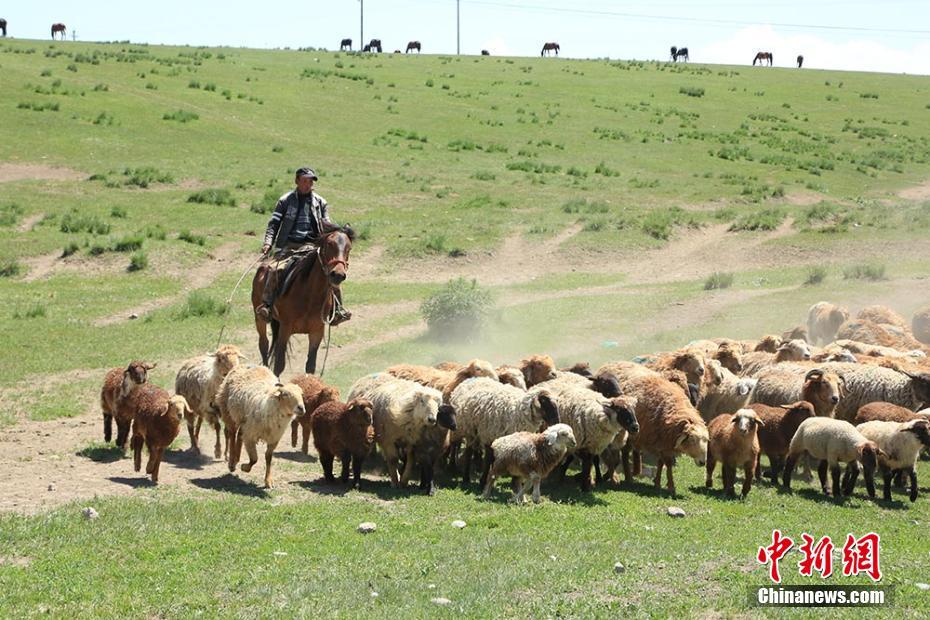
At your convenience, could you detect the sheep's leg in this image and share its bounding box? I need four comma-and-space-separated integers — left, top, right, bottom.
400, 447, 416, 486
240, 439, 258, 473
116, 420, 131, 453
723, 464, 736, 497
705, 455, 717, 488
226, 424, 240, 472
145, 437, 156, 474
830, 465, 842, 498
103, 413, 113, 443
478, 446, 494, 490
192, 416, 203, 453
817, 460, 829, 494
633, 450, 643, 476
754, 453, 762, 481
290, 419, 300, 449
579, 453, 593, 492
843, 461, 860, 496
593, 455, 604, 485
352, 454, 365, 490
783, 454, 798, 489
531, 473, 542, 504
320, 451, 335, 481
621, 446, 633, 484
263, 440, 278, 488
861, 463, 876, 498
460, 445, 473, 487
300, 418, 311, 455
908, 468, 918, 503
559, 454, 574, 481
881, 468, 893, 501
131, 434, 144, 472
443, 440, 460, 474
340, 450, 352, 483
742, 460, 754, 498
653, 460, 664, 489
212, 419, 222, 460
386, 455, 401, 488
151, 447, 164, 484
892, 470, 906, 488
665, 460, 676, 495
481, 471, 497, 500
768, 456, 783, 483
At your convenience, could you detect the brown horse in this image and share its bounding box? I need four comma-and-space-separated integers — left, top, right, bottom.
541, 42, 559, 57
252, 227, 354, 376
0, 19, 7, 37
51, 23, 66, 40
340, 38, 352, 51
753, 51, 773, 66
406, 41, 421, 54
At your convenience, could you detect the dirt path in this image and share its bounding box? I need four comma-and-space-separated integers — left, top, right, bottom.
21, 251, 60, 282
0, 163, 84, 183
16, 213, 44, 233
899, 180, 930, 201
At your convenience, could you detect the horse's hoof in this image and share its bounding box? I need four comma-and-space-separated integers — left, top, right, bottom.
241, 463, 253, 473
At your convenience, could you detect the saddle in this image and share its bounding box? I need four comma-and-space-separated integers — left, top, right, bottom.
277, 246, 319, 298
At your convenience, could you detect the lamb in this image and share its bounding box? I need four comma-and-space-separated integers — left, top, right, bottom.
310, 398, 375, 488
807, 301, 850, 346
449, 378, 560, 486
100, 360, 155, 450
748, 401, 815, 482
856, 419, 930, 502
914, 306, 930, 346
739, 339, 811, 377
545, 384, 638, 491
216, 366, 305, 488
129, 389, 191, 484
496, 366, 528, 389
347, 374, 441, 487
698, 360, 757, 421
857, 305, 909, 332
289, 374, 342, 455
481, 424, 576, 503
705, 409, 764, 498
386, 359, 497, 396
620, 374, 709, 495
174, 345, 245, 459
750, 367, 844, 418
783, 417, 882, 498
645, 348, 706, 387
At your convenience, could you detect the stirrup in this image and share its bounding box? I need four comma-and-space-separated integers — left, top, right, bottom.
329, 307, 352, 327
255, 304, 271, 320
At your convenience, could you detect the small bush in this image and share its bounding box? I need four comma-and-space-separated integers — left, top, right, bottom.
88, 243, 108, 256
250, 188, 281, 214
728, 208, 785, 232
13, 304, 46, 319
177, 290, 228, 319
704, 271, 734, 290
124, 167, 174, 188
425, 234, 448, 254
595, 161, 620, 177
143, 224, 167, 240
163, 109, 199, 123
843, 263, 886, 281
804, 265, 827, 285
179, 230, 206, 245
188, 189, 235, 207
0, 259, 22, 278
0, 203, 23, 227
113, 235, 144, 252
110, 206, 127, 218
420, 277, 493, 340
471, 171, 496, 181
60, 211, 110, 235
128, 250, 148, 272
62, 242, 80, 257
679, 86, 705, 98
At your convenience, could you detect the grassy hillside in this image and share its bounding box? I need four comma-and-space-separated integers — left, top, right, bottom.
1, 38, 930, 617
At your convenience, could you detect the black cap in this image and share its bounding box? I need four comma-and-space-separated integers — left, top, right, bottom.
295, 167, 318, 180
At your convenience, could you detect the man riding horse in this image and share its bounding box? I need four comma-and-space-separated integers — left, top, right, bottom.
257, 167, 351, 326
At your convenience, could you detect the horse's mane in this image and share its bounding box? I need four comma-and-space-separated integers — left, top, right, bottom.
279, 224, 355, 297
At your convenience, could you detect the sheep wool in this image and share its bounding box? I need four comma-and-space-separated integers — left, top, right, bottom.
483, 423, 576, 504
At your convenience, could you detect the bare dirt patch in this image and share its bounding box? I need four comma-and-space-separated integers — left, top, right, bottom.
898, 180, 930, 202
16, 213, 44, 233
0, 163, 84, 183
21, 252, 61, 282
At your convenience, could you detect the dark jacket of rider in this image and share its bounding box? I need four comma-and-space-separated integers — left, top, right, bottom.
263, 190, 332, 250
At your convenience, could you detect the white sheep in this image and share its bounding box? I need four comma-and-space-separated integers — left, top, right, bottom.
698, 360, 757, 421
449, 377, 561, 486
856, 419, 930, 502
216, 366, 305, 488
739, 339, 812, 377
347, 374, 441, 487
174, 344, 245, 459
482, 423, 576, 503
783, 417, 883, 499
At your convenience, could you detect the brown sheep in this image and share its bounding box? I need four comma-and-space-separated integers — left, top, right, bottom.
520, 354, 558, 387
838, 319, 926, 353
782, 325, 809, 343
597, 361, 698, 406
646, 349, 706, 387
128, 386, 190, 484
310, 398, 375, 488
621, 374, 709, 495
289, 374, 342, 455
914, 306, 930, 346
387, 359, 497, 398
853, 402, 929, 425
714, 341, 744, 374
807, 302, 850, 346
749, 401, 815, 482
858, 305, 909, 331
441, 361, 501, 403
752, 335, 782, 353
561, 362, 594, 378
751, 367, 845, 419
434, 361, 464, 372
100, 361, 155, 449
705, 409, 763, 498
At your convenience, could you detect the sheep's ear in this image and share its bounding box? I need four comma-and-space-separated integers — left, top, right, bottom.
545, 431, 556, 446
144, 362, 157, 370
674, 432, 687, 448
237, 353, 248, 361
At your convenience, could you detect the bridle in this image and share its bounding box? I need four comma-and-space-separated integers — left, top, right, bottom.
318, 231, 350, 278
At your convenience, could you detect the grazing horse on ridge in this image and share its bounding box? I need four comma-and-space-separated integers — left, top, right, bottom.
367, 38, 382, 53
481, 49, 490, 56
51, 23, 66, 40
541, 42, 559, 57
797, 54, 804, 68
671, 46, 689, 62
0, 18, 7, 37
340, 38, 352, 51
753, 51, 773, 66
406, 41, 421, 54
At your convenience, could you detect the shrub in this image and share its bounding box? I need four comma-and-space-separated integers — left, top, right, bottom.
843, 263, 886, 281
13, 304, 46, 319
471, 171, 496, 181
595, 161, 619, 177
62, 242, 80, 257
250, 188, 281, 214
124, 167, 174, 188
113, 235, 144, 252
0, 203, 23, 227
143, 224, 167, 240
704, 272, 734, 290
728, 208, 785, 232
187, 189, 235, 206
60, 211, 110, 235
425, 234, 448, 254
128, 250, 148, 272
163, 109, 199, 123
641, 210, 673, 240
679, 86, 705, 98
804, 266, 827, 285
0, 259, 22, 278
420, 277, 493, 340
177, 290, 228, 319
88, 244, 108, 256
179, 230, 206, 245
110, 206, 127, 218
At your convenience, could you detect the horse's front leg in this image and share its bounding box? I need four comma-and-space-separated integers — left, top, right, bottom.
273, 329, 290, 376
306, 329, 324, 374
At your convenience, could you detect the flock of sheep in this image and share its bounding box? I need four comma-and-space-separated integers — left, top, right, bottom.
98, 302, 930, 504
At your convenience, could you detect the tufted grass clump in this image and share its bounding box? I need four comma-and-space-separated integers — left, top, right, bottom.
420, 277, 493, 341
178, 230, 206, 246
728, 208, 785, 232
177, 290, 228, 319
163, 109, 199, 123
843, 263, 885, 281
187, 189, 235, 207
127, 250, 148, 272
704, 271, 734, 290
0, 259, 22, 278
112, 235, 144, 252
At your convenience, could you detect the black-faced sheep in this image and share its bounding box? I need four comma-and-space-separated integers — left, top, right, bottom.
100, 361, 155, 450
405, 403, 457, 495
481, 423, 576, 503
310, 398, 375, 488
216, 366, 305, 488
749, 401, 815, 482
129, 390, 191, 484
174, 345, 244, 459
783, 417, 883, 498
289, 374, 342, 455
856, 419, 930, 502
705, 409, 763, 498
807, 301, 850, 346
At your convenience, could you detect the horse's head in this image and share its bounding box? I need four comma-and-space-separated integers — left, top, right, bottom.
319, 225, 355, 286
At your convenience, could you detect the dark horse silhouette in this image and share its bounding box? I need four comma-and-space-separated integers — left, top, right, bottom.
753, 51, 773, 66
671, 46, 689, 62
541, 42, 559, 57
252, 226, 354, 376
367, 38, 382, 53
481, 49, 490, 56
0, 18, 7, 37
797, 54, 804, 68
340, 38, 352, 51
51, 23, 66, 40
406, 40, 421, 54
